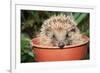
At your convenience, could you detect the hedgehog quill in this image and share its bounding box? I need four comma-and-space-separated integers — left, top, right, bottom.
38, 14, 85, 48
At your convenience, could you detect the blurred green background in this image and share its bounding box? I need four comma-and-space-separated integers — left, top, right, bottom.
21, 10, 90, 63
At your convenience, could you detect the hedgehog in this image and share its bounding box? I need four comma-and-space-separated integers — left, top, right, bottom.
38, 14, 85, 48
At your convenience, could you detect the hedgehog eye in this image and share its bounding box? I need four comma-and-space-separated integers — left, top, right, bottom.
66, 34, 69, 37
53, 35, 55, 38
70, 28, 76, 32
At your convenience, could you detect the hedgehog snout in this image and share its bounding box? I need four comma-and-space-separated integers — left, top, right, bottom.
58, 42, 65, 48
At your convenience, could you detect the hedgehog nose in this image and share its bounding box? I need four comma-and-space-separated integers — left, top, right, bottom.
58, 42, 65, 48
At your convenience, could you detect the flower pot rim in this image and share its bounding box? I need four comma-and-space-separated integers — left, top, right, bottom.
31, 35, 89, 49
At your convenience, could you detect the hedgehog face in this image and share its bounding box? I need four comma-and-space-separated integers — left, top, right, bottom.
51, 23, 78, 48
52, 29, 68, 48
51, 24, 72, 48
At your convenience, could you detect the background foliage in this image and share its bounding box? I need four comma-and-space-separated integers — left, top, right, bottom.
21, 10, 89, 63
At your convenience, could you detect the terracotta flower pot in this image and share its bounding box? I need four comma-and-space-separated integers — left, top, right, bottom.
31, 35, 89, 62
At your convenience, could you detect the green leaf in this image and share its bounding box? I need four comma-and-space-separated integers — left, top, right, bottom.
73, 13, 80, 20
75, 13, 88, 25
21, 34, 30, 49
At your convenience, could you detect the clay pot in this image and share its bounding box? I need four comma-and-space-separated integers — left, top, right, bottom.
31, 35, 89, 62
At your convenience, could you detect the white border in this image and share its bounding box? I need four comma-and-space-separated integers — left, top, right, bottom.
11, 3, 96, 73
